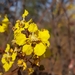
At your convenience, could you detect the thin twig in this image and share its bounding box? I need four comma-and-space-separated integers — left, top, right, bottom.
1, 23, 13, 52
37, 0, 56, 24
62, 5, 72, 59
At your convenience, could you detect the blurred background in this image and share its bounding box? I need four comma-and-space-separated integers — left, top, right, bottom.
0, 0, 75, 75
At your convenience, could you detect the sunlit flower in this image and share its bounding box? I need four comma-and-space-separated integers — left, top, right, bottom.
22, 10, 29, 18
22, 44, 33, 55
17, 59, 27, 70
28, 23, 38, 32
0, 15, 9, 33
34, 43, 46, 56
0, 26, 5, 32
1, 46, 17, 71
14, 33, 26, 46
3, 61, 13, 71
29, 33, 38, 41
5, 44, 10, 52
38, 29, 50, 42
11, 52, 17, 61
0, 9, 50, 72
2, 15, 9, 23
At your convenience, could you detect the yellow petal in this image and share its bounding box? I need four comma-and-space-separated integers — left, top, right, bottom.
1, 57, 7, 64
22, 10, 29, 18
2, 15, 9, 23
17, 59, 23, 66
29, 33, 38, 41
11, 52, 17, 61
23, 62, 27, 70
0, 26, 5, 32
34, 43, 46, 56
22, 45, 33, 55
5, 44, 10, 52
3, 62, 13, 71
28, 23, 38, 32
14, 33, 26, 46
38, 29, 50, 42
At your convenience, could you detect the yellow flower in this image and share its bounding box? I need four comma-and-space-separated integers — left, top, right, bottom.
0, 21, 9, 33
24, 19, 32, 29
5, 44, 10, 52
0, 17, 9, 33
17, 59, 27, 70
2, 53, 14, 71
28, 68, 34, 75
43, 41, 50, 47
3, 61, 13, 71
10, 48, 13, 53
22, 45, 33, 55
1, 54, 11, 64
11, 52, 17, 61
2, 23, 8, 28
2, 15, 9, 23
17, 59, 23, 66
29, 33, 38, 41
22, 10, 29, 18
14, 22, 19, 29
24, 22, 29, 29
1, 44, 18, 71
46, 41, 50, 47
23, 62, 27, 70
1, 55, 7, 64
34, 43, 46, 56
14, 28, 24, 35
14, 33, 26, 46
14, 21, 24, 34
28, 23, 38, 32
0, 26, 5, 32
38, 29, 50, 42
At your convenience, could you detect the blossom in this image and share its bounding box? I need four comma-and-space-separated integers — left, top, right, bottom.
11, 52, 17, 61
28, 23, 38, 32
1, 45, 17, 71
1, 53, 14, 71
0, 26, 5, 32
17, 59, 27, 70
5, 44, 10, 52
34, 43, 46, 56
22, 10, 29, 18
22, 44, 33, 55
38, 29, 50, 42
2, 15, 9, 23
29, 33, 38, 41
3, 61, 13, 71
0, 15, 9, 33
0, 9, 50, 72
1, 54, 8, 64
14, 33, 26, 46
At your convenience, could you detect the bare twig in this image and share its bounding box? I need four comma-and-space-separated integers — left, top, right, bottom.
37, 0, 56, 24
1, 23, 13, 52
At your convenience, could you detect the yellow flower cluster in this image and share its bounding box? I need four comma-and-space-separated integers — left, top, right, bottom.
0, 15, 9, 32
1, 10, 50, 72
1, 44, 17, 71
13, 10, 50, 56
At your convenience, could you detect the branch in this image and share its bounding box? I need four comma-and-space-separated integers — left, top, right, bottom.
37, 0, 56, 24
